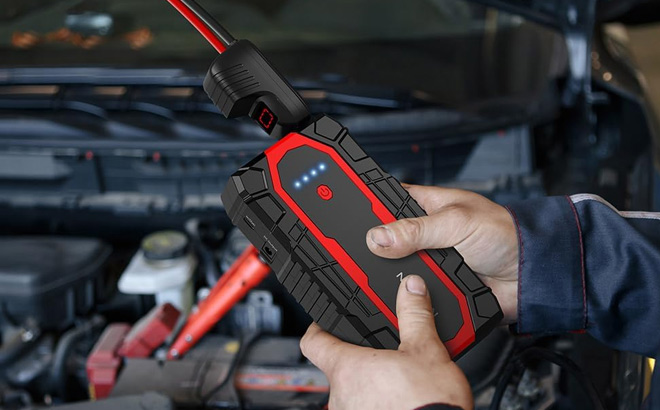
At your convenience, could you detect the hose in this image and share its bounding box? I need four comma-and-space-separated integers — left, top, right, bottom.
185, 218, 222, 287
49, 315, 106, 401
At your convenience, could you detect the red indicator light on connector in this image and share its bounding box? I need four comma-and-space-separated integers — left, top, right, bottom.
251, 103, 278, 133
258, 108, 274, 129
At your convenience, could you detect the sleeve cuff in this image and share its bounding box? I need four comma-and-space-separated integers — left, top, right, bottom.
505, 196, 586, 334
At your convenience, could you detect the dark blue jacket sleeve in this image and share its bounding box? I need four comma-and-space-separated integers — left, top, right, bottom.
505, 194, 660, 406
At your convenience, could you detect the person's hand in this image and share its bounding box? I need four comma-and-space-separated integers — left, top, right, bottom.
301, 275, 473, 410
366, 185, 519, 323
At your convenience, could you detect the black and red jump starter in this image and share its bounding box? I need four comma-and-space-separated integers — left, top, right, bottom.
167, 0, 502, 359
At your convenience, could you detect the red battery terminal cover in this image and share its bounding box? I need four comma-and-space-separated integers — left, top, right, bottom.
86, 323, 131, 400
118, 303, 181, 358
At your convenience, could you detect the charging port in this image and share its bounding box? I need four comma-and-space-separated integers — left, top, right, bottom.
261, 242, 276, 262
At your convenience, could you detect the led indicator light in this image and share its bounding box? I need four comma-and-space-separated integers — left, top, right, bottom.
303, 175, 309, 182
251, 103, 279, 133
294, 181, 302, 189
319, 163, 326, 171
311, 170, 317, 176
258, 108, 275, 129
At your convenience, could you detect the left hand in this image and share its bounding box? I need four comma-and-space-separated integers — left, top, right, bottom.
300, 275, 473, 410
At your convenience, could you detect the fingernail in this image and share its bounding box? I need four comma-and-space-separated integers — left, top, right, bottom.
369, 226, 393, 247
406, 275, 427, 295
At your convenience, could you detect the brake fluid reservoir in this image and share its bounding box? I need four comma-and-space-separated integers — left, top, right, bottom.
118, 231, 197, 313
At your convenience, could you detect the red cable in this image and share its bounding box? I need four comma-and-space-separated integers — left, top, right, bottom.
166, 0, 226, 53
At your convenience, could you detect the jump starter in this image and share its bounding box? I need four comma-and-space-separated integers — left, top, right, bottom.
167, 0, 502, 359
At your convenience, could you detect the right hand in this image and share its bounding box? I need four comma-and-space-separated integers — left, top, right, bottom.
366, 185, 519, 323
300, 275, 473, 410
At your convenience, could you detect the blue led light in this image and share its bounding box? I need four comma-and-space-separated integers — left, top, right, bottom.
310, 169, 318, 176
302, 175, 309, 182
319, 163, 327, 171
294, 181, 302, 189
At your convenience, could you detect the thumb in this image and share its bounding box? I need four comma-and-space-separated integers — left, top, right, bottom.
367, 208, 471, 259
396, 275, 449, 360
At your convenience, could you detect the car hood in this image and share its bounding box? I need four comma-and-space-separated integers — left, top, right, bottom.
469, 0, 660, 30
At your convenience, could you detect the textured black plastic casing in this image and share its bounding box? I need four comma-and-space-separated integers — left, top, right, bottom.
203, 40, 309, 139
221, 116, 502, 359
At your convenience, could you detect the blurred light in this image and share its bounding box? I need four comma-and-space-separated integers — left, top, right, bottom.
0, 85, 59, 95
319, 163, 326, 171
311, 170, 318, 176
294, 181, 302, 189
303, 175, 309, 182
94, 86, 127, 96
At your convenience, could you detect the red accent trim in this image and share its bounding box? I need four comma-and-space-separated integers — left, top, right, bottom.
166, 0, 227, 53
265, 133, 475, 356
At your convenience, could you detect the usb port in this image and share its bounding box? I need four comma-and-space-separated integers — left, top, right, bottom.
243, 215, 256, 230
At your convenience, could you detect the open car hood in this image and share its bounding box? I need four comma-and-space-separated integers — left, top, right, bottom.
469, 0, 660, 30
465, 0, 660, 111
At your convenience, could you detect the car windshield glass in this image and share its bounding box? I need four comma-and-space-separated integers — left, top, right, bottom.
0, 0, 565, 110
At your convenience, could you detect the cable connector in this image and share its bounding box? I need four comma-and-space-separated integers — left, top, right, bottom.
203, 40, 311, 139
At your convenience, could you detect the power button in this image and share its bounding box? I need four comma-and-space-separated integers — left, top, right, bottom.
317, 184, 333, 200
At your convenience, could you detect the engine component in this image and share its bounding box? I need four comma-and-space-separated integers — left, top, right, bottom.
219, 228, 252, 273
86, 323, 131, 400
50, 392, 174, 410
0, 237, 110, 331
231, 291, 282, 335
0, 320, 41, 368
185, 218, 224, 287
118, 303, 180, 358
52, 316, 107, 401
118, 231, 197, 313
112, 336, 327, 409
5, 334, 54, 388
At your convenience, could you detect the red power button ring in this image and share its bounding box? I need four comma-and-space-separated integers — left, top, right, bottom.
317, 184, 333, 200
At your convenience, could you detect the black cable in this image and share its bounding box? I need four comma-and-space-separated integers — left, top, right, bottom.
489, 346, 606, 410
185, 218, 221, 287
489, 353, 525, 409
49, 316, 106, 401
180, 0, 236, 48
201, 330, 263, 408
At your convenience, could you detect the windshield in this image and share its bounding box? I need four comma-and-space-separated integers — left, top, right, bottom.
0, 0, 565, 110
